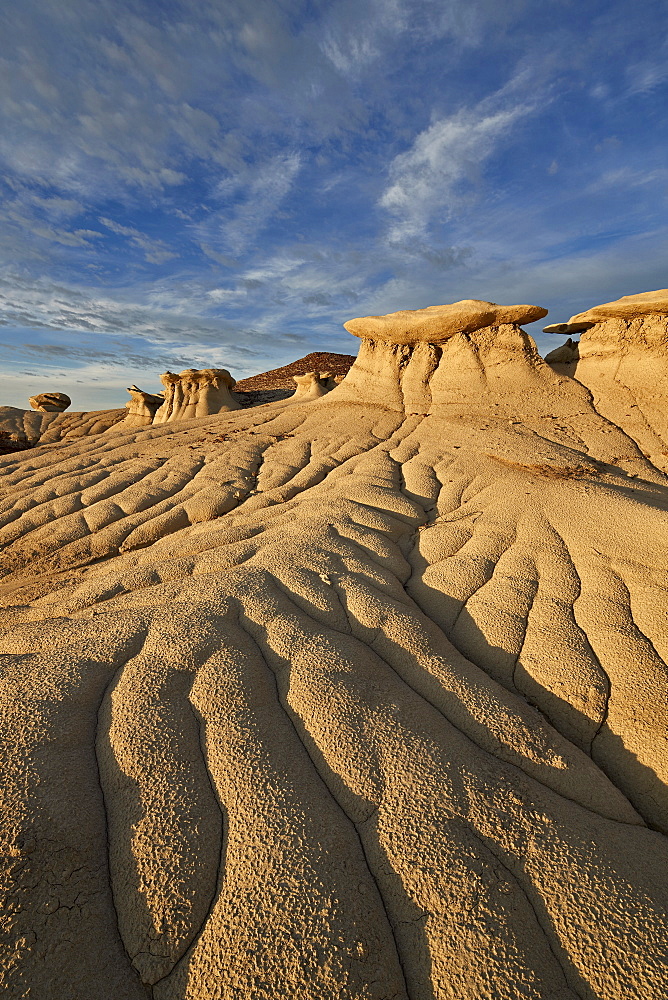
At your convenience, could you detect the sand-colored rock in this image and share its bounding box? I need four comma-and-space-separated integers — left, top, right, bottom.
544, 337, 579, 364
1, 297, 668, 999
28, 391, 71, 412
0, 404, 126, 448
344, 300, 548, 344
546, 291, 668, 473
123, 385, 165, 427
288, 371, 333, 401
153, 368, 241, 423
569, 287, 668, 323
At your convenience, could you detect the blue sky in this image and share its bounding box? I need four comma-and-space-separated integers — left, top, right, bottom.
0, 0, 666, 410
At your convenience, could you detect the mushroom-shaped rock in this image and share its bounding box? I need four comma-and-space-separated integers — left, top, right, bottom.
549, 289, 668, 471
153, 368, 241, 423
28, 391, 71, 413
569, 288, 668, 324
123, 385, 166, 427
544, 338, 579, 365
335, 300, 565, 421
344, 300, 547, 345
288, 371, 333, 402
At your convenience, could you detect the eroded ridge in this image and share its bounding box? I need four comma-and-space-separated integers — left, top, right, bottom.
1, 301, 668, 999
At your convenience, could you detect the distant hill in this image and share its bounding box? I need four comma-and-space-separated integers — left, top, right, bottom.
234, 352, 356, 392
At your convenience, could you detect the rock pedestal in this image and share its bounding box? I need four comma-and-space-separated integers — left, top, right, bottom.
546, 289, 668, 471
289, 371, 334, 402
123, 385, 166, 427
153, 368, 241, 423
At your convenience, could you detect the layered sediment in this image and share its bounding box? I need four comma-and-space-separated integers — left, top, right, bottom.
1, 297, 668, 1000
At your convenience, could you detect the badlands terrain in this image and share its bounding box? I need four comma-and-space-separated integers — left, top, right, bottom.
1, 292, 667, 999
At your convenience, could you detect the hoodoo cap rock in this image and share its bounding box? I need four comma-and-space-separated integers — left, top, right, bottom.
344, 299, 548, 344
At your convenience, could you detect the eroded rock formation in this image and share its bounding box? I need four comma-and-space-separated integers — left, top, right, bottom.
1, 297, 668, 1000
123, 385, 166, 427
0, 404, 126, 449
288, 370, 334, 401
543, 337, 579, 364
153, 368, 241, 423
28, 391, 71, 413
545, 288, 668, 472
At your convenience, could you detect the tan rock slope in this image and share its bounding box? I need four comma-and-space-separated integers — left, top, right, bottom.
1, 297, 668, 999
0, 403, 126, 450
545, 288, 668, 472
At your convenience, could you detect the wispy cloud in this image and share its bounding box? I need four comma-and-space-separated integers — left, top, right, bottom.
380, 97, 535, 242
99, 217, 178, 264
196, 152, 303, 258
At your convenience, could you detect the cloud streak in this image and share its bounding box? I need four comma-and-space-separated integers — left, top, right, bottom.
380, 98, 535, 242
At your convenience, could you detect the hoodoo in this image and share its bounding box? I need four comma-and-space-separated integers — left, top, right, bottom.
153, 367, 241, 423
1, 295, 668, 1000
123, 385, 166, 427
545, 288, 668, 472
288, 371, 334, 401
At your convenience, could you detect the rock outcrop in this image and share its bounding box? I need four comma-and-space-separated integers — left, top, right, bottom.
153, 368, 241, 423
344, 299, 547, 344
288, 371, 334, 402
28, 391, 71, 412
543, 322, 592, 335
546, 289, 668, 472
570, 288, 668, 323
1, 296, 668, 1000
0, 404, 126, 448
123, 385, 165, 427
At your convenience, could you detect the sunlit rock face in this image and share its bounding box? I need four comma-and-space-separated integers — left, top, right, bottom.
546, 289, 668, 473
0, 404, 126, 448
28, 391, 71, 413
288, 371, 334, 401
153, 368, 241, 423
123, 385, 166, 427
1, 297, 668, 1000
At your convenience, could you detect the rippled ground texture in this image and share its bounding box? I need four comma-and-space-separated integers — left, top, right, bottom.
1, 322, 668, 999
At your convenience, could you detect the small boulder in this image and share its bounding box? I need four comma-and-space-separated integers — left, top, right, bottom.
28, 392, 71, 413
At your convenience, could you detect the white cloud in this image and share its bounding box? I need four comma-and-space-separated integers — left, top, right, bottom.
380, 100, 534, 242
195, 152, 302, 256
99, 217, 178, 264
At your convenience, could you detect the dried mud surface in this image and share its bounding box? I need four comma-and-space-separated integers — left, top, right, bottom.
1, 322, 668, 999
